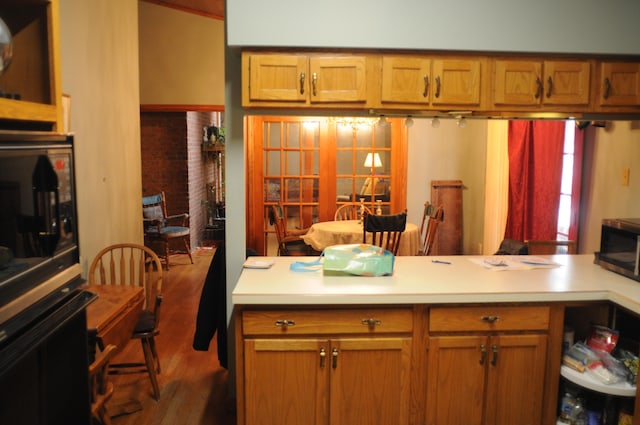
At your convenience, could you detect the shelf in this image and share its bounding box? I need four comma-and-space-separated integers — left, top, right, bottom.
560, 365, 636, 397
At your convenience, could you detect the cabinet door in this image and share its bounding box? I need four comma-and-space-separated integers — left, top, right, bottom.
598, 62, 640, 106
309, 56, 367, 103
380, 56, 431, 104
244, 338, 329, 425
431, 59, 482, 106
493, 59, 543, 106
426, 335, 486, 425
542, 61, 591, 105
330, 337, 412, 425
484, 334, 547, 425
247, 54, 308, 103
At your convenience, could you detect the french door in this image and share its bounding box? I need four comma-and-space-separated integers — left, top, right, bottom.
246, 116, 407, 255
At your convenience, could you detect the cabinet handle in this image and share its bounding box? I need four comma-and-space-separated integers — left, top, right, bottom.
435, 76, 441, 98
479, 344, 486, 365
361, 318, 382, 327
491, 344, 498, 366
332, 347, 339, 369
546, 76, 553, 98
535, 77, 543, 99
275, 319, 296, 327
423, 76, 429, 98
320, 347, 326, 369
312, 72, 318, 97
480, 315, 499, 323
299, 72, 306, 95
603, 77, 612, 100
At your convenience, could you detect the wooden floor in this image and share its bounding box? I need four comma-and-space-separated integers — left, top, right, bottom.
109, 247, 236, 425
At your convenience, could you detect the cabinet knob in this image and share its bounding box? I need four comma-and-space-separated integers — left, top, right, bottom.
312, 72, 318, 97
546, 76, 554, 98
535, 77, 543, 99
479, 344, 486, 365
480, 315, 499, 323
423, 76, 429, 98
299, 72, 306, 95
434, 76, 441, 98
491, 344, 498, 366
332, 347, 339, 369
603, 77, 612, 100
361, 318, 382, 327
275, 319, 296, 327
320, 347, 326, 369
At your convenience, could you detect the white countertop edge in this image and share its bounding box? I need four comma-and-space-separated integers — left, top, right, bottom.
232, 290, 614, 307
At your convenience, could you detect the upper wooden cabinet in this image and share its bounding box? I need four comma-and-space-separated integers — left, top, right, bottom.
493, 59, 591, 109
243, 53, 368, 107
597, 61, 640, 108
0, 0, 62, 130
242, 49, 640, 117
380, 56, 483, 109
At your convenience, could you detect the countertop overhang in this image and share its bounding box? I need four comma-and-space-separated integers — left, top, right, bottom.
232, 255, 640, 314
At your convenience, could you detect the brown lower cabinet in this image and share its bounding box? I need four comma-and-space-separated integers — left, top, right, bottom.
235, 304, 565, 425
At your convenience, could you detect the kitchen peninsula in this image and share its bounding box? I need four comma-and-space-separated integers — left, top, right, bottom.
233, 255, 640, 425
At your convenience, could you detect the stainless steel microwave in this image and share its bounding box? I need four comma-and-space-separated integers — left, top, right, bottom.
595, 218, 640, 281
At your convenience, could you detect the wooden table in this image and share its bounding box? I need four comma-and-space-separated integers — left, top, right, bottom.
84, 284, 144, 356
302, 219, 420, 255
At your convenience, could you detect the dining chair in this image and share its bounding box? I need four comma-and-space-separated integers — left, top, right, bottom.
334, 203, 372, 221
526, 239, 577, 255
88, 344, 117, 425
363, 210, 407, 255
268, 204, 313, 256
88, 243, 164, 400
142, 191, 194, 270
418, 202, 444, 256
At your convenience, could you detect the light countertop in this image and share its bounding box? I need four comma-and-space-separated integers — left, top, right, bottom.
232, 254, 640, 314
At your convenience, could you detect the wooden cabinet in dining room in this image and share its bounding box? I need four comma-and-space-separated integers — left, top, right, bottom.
242, 52, 369, 108
596, 61, 640, 109
426, 305, 553, 425
379, 55, 485, 110
492, 59, 592, 110
238, 308, 413, 425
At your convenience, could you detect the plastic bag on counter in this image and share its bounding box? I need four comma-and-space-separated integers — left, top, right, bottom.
322, 244, 394, 276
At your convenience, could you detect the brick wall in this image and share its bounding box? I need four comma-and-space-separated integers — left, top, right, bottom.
141, 111, 223, 252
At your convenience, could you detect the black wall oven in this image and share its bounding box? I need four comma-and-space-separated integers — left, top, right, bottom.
0, 131, 94, 424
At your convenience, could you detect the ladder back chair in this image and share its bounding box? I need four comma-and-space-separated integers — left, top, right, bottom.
142, 191, 194, 270
88, 243, 164, 400
268, 204, 313, 256
363, 211, 407, 255
334, 203, 372, 221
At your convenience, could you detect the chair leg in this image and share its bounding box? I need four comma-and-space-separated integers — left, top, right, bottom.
148, 336, 161, 374
182, 237, 194, 264
141, 337, 161, 400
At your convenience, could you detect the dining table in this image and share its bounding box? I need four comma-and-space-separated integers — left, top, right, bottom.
302, 219, 421, 256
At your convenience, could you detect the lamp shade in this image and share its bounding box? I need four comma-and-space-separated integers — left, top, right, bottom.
364, 153, 382, 168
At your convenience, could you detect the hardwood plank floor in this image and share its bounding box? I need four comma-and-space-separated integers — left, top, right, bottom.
109, 248, 236, 425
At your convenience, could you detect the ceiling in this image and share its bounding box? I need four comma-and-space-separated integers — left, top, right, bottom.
156, 0, 224, 19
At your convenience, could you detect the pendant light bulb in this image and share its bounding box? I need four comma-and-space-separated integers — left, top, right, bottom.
405, 116, 414, 128
431, 117, 440, 128
457, 117, 467, 129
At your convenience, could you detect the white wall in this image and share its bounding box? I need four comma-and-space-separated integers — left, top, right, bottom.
406, 118, 487, 254
227, 0, 640, 55
580, 122, 640, 254
59, 0, 143, 275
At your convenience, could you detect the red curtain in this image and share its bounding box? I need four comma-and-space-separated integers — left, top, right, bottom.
504, 121, 565, 241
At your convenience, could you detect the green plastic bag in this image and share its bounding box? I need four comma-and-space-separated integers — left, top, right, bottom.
322, 244, 395, 276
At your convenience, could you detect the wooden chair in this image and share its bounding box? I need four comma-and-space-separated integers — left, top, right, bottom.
334, 203, 372, 221
88, 243, 164, 401
89, 344, 117, 425
268, 204, 313, 256
142, 191, 194, 270
418, 202, 444, 256
363, 210, 407, 255
525, 239, 577, 255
